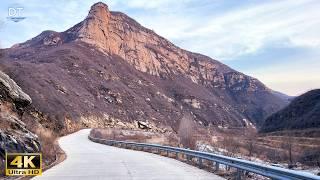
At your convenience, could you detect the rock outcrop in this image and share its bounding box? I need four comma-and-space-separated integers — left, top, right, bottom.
0, 71, 40, 159
0, 71, 31, 105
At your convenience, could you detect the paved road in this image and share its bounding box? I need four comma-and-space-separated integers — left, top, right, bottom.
34, 129, 224, 180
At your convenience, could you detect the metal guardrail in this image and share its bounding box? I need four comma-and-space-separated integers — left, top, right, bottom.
89, 136, 320, 180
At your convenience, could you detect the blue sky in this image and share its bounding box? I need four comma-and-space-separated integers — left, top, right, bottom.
0, 0, 319, 96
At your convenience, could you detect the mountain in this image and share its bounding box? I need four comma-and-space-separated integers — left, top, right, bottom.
0, 2, 287, 134
261, 89, 320, 133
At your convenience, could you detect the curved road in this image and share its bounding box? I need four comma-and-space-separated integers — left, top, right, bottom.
34, 129, 224, 180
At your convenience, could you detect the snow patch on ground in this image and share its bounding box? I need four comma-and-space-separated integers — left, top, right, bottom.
196, 141, 320, 176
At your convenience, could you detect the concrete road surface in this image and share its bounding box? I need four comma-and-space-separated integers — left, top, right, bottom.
34, 129, 224, 180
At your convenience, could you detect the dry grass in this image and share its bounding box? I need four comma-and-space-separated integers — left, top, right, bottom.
90, 128, 180, 146
299, 148, 320, 167
37, 128, 58, 164
23, 115, 59, 166
90, 113, 200, 149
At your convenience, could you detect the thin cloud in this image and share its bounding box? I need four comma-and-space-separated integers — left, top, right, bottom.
129, 0, 320, 60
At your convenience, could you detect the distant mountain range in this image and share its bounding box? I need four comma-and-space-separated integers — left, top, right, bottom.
0, 2, 287, 134
261, 89, 320, 133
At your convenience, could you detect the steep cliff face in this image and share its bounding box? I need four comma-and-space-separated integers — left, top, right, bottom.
69, 3, 268, 91
0, 2, 286, 132
0, 71, 40, 160
261, 89, 320, 133
15, 3, 268, 92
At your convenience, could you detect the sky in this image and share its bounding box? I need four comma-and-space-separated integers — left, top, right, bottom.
0, 0, 319, 96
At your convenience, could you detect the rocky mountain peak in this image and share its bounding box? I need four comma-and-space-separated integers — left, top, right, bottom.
11, 2, 271, 94
67, 2, 111, 51
87, 2, 110, 23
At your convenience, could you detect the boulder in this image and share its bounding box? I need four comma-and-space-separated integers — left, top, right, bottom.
0, 71, 32, 104
137, 121, 151, 130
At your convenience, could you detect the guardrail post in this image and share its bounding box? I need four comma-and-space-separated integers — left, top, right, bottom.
176, 152, 179, 159
187, 155, 191, 162
236, 169, 242, 180
215, 162, 219, 171
166, 150, 169, 157
198, 157, 203, 169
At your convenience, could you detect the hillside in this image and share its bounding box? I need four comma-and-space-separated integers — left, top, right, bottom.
0, 2, 287, 134
261, 89, 320, 133
0, 70, 43, 175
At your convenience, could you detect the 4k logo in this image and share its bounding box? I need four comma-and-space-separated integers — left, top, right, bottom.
6, 153, 42, 176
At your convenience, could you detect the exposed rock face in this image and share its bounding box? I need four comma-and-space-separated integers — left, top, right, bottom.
0, 71, 40, 159
0, 2, 287, 133
67, 3, 265, 92
0, 71, 31, 104
73, 2, 111, 49
0, 129, 40, 155
261, 89, 320, 133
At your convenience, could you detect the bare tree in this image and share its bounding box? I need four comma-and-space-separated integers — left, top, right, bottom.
0, 20, 3, 58
247, 139, 255, 157
222, 136, 240, 157
177, 113, 196, 149
281, 134, 294, 167
0, 42, 3, 58
243, 128, 257, 158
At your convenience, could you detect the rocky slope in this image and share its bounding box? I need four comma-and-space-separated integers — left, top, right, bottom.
0, 2, 286, 133
261, 89, 320, 133
0, 70, 41, 173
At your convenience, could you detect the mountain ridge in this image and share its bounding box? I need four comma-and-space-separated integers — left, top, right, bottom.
261, 89, 320, 133
1, 2, 287, 133
13, 3, 272, 93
